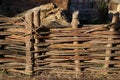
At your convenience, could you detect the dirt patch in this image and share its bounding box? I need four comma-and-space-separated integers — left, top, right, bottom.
0, 71, 118, 80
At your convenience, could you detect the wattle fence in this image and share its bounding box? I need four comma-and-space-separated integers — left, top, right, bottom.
0, 10, 120, 75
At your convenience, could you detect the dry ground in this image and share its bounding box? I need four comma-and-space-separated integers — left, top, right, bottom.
0, 71, 119, 80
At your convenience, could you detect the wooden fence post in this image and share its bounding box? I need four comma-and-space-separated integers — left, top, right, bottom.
71, 11, 80, 73
25, 11, 34, 75
104, 12, 119, 73
33, 8, 40, 58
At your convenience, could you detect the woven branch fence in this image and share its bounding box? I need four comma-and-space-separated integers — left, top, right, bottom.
0, 10, 120, 75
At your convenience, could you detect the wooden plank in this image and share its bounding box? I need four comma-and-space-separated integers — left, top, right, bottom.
46, 39, 91, 44
88, 46, 120, 51
90, 53, 120, 57
5, 45, 26, 51
85, 68, 107, 72
7, 63, 26, 66
108, 68, 120, 71
46, 50, 87, 54
36, 55, 50, 59
0, 57, 25, 63
5, 37, 26, 42
86, 39, 120, 44
5, 48, 25, 52
13, 22, 26, 26
3, 63, 26, 69
86, 59, 120, 64
0, 32, 25, 36
83, 25, 108, 33
7, 66, 25, 69
49, 37, 94, 40
87, 67, 120, 72
34, 68, 53, 71
36, 60, 95, 66
7, 28, 30, 34
90, 34, 120, 39
46, 63, 86, 68
45, 52, 120, 57
8, 69, 29, 75
33, 8, 40, 61
49, 43, 93, 49
0, 23, 11, 26
50, 28, 108, 34
33, 8, 40, 27
111, 0, 120, 4
38, 32, 50, 35
49, 71, 82, 74
114, 56, 120, 59
35, 62, 50, 66
6, 35, 27, 42
46, 63, 96, 68
45, 52, 87, 56
44, 59, 72, 62
45, 56, 93, 60
91, 31, 120, 35
25, 11, 34, 75
34, 60, 48, 63
3, 49, 26, 53
0, 18, 10, 23
44, 57, 90, 62
31, 49, 50, 53
114, 65, 120, 67
34, 43, 50, 47
0, 50, 25, 55
0, 40, 25, 45
36, 35, 50, 39
0, 65, 25, 69
5, 55, 26, 60
50, 25, 105, 32
50, 29, 89, 34
49, 33, 88, 37
0, 25, 25, 29
51, 27, 105, 33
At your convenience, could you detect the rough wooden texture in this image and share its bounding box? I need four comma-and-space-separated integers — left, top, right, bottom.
34, 12, 120, 75
19, 3, 70, 27
1, 8, 120, 76
104, 13, 119, 74
33, 8, 40, 59
72, 11, 80, 73
0, 16, 27, 73
24, 11, 34, 75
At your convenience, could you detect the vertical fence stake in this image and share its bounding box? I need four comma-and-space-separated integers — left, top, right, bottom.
71, 11, 80, 74
33, 8, 40, 58
104, 12, 119, 74
25, 11, 34, 75
33, 8, 41, 71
